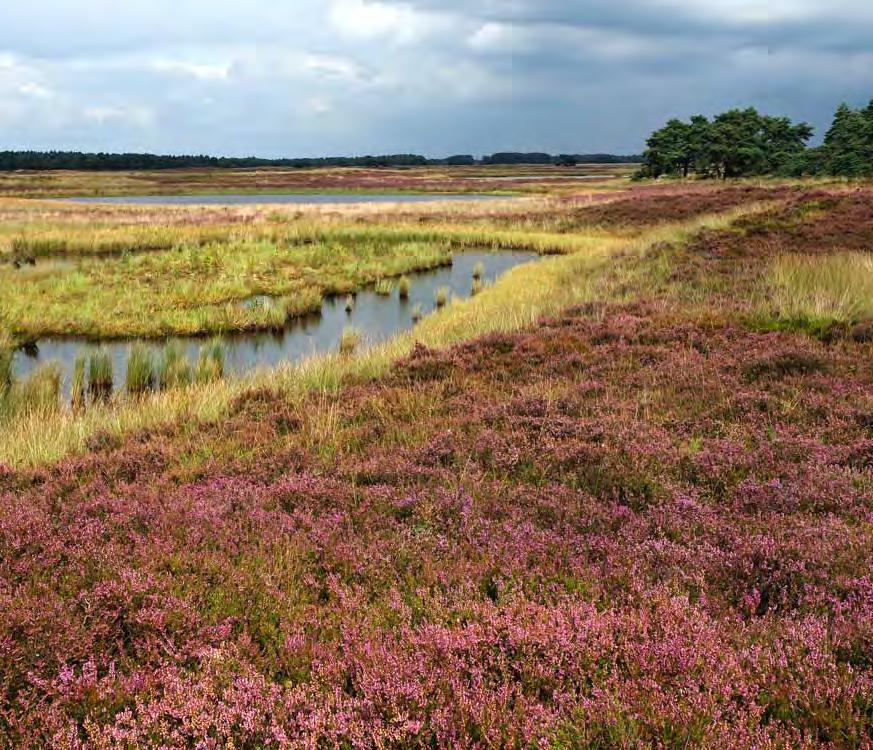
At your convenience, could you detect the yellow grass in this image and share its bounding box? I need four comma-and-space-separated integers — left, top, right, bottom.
769, 252, 873, 322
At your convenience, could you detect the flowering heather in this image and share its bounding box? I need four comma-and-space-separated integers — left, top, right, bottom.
0, 287, 871, 746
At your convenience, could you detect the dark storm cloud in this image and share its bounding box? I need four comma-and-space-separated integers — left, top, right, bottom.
0, 0, 870, 155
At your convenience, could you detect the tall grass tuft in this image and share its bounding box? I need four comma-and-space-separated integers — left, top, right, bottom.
339, 327, 361, 355
398, 276, 411, 300
88, 350, 113, 402
435, 286, 450, 308
71, 355, 87, 411
471, 279, 484, 296
0, 348, 11, 390
472, 261, 485, 280
126, 344, 156, 395
411, 303, 423, 322
374, 279, 394, 297
196, 339, 226, 383
345, 294, 355, 314
157, 341, 192, 390
1, 363, 62, 420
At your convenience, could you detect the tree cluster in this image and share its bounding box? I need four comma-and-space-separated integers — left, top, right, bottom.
640, 108, 813, 179
641, 101, 873, 179
811, 102, 873, 177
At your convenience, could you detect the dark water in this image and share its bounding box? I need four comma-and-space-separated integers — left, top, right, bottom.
67, 193, 508, 206
12, 251, 539, 398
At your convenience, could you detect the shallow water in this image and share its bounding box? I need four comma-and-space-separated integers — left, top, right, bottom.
12, 250, 539, 399
67, 193, 508, 206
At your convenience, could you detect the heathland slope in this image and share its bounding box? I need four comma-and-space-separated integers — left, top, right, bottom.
0, 180, 871, 747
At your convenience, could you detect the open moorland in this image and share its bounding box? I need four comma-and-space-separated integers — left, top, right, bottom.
0, 168, 871, 747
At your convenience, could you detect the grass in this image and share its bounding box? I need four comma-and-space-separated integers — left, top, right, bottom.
0, 362, 61, 421
0, 202, 774, 468
158, 342, 192, 389
435, 286, 450, 308
126, 344, 156, 395
768, 251, 873, 324
339, 327, 362, 355
398, 276, 411, 299
87, 350, 113, 401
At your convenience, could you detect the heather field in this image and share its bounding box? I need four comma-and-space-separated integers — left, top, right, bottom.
0, 174, 872, 747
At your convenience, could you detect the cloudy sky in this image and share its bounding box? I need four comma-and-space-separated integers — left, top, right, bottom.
1, 0, 871, 157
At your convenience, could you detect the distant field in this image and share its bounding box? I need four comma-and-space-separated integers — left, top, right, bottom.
0, 162, 637, 199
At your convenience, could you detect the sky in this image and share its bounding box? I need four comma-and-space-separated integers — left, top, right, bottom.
0, 0, 871, 157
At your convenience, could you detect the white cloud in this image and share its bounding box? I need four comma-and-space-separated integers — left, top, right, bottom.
83, 105, 153, 126
150, 59, 232, 81
16, 82, 53, 98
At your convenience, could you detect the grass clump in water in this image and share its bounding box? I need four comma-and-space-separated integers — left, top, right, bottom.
411, 303, 423, 322
157, 342, 192, 390
88, 350, 113, 402
435, 286, 450, 308
374, 279, 394, 297
345, 294, 355, 313
339, 327, 361, 355
71, 355, 87, 411
398, 276, 411, 300
196, 339, 226, 383
126, 344, 156, 395
472, 261, 485, 280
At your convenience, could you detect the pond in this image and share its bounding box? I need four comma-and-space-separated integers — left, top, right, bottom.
11, 250, 540, 399
67, 193, 510, 206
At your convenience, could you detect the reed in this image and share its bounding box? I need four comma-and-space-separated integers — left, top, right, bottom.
374, 279, 394, 296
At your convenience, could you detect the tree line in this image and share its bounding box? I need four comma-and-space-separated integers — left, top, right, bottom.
640, 100, 873, 178
0, 151, 641, 172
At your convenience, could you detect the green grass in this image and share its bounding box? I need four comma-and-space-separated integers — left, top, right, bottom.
0, 204, 769, 468
126, 344, 156, 395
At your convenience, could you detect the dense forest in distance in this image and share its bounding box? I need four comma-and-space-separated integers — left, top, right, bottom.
0, 151, 641, 172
